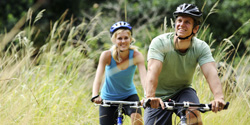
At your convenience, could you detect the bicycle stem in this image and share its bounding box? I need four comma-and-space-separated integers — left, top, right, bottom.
179, 108, 188, 125
117, 104, 123, 125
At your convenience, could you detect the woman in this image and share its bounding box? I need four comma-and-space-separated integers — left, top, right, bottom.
91, 21, 146, 125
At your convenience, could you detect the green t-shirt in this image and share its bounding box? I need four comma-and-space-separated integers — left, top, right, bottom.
147, 33, 215, 101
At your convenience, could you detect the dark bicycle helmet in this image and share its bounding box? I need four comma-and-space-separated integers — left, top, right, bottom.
110, 21, 132, 36
173, 3, 202, 25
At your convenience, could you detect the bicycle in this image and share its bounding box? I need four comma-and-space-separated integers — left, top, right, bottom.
144, 99, 230, 125
95, 100, 142, 125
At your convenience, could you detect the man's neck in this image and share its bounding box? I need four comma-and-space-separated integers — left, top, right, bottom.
174, 35, 192, 53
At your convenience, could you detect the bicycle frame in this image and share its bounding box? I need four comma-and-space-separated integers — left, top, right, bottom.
98, 100, 142, 125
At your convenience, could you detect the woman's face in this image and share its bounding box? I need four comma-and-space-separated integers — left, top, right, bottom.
115, 30, 132, 52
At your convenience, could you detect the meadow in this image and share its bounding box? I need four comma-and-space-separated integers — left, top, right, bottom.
0, 7, 250, 125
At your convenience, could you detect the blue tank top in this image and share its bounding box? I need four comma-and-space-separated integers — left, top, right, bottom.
101, 49, 137, 100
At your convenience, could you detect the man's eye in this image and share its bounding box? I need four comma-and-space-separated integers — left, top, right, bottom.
185, 20, 192, 24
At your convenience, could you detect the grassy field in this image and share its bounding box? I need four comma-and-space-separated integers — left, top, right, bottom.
0, 9, 249, 125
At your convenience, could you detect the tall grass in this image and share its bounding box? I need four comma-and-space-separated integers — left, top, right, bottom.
0, 5, 249, 125
0, 9, 103, 124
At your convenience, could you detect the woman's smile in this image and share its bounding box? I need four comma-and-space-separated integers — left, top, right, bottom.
116, 31, 131, 51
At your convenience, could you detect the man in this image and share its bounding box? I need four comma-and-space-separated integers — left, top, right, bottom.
144, 3, 226, 125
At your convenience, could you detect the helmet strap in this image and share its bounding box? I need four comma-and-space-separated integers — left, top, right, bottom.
176, 32, 193, 40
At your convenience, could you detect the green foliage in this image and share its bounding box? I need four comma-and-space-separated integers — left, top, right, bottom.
0, 0, 34, 33
204, 0, 250, 53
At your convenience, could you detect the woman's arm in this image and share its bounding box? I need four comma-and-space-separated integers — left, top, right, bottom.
92, 51, 111, 103
134, 51, 147, 91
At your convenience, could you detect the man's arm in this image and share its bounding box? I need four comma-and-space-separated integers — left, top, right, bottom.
146, 59, 165, 109
201, 62, 226, 113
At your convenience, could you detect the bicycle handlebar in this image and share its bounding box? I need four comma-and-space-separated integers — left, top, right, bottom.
144, 99, 229, 113
95, 99, 230, 113
96, 100, 142, 108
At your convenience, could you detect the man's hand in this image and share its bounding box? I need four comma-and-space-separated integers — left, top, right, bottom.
144, 97, 165, 109
210, 98, 226, 113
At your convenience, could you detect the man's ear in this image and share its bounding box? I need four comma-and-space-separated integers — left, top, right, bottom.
193, 25, 200, 34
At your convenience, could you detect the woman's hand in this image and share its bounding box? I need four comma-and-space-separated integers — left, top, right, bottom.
91, 95, 102, 104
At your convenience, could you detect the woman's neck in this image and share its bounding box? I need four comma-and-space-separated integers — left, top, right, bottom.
119, 49, 129, 59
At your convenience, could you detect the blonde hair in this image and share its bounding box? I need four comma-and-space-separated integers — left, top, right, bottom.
111, 29, 138, 62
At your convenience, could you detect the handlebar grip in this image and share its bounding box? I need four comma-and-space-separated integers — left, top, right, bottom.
208, 102, 230, 110
143, 99, 151, 108
91, 95, 99, 102
138, 101, 142, 106
224, 102, 230, 109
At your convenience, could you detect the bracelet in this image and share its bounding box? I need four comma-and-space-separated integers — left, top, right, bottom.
91, 95, 99, 102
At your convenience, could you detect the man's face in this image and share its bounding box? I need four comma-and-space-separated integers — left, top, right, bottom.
175, 15, 199, 38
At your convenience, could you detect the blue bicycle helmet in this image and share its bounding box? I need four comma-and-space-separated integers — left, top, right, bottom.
110, 21, 132, 36
173, 3, 202, 25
